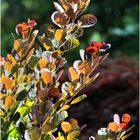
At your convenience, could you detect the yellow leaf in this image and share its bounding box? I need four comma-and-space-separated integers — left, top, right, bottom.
41, 72, 53, 85
71, 94, 87, 105
55, 29, 63, 41
6, 54, 17, 65
29, 127, 41, 140
27, 74, 32, 82
26, 99, 34, 107
67, 131, 80, 140
5, 95, 15, 109
38, 58, 48, 68
17, 74, 26, 84
4, 62, 12, 70
60, 105, 70, 111
121, 133, 133, 140
55, 136, 65, 140
0, 93, 6, 99
14, 40, 20, 51
68, 83, 74, 96
61, 121, 72, 133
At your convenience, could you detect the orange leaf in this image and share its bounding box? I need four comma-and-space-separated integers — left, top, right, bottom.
0, 93, 6, 99
68, 67, 79, 82
4, 62, 12, 70
38, 58, 48, 68
2, 77, 13, 90
55, 29, 63, 41
108, 122, 119, 132
41, 72, 53, 85
48, 88, 61, 97
78, 60, 91, 75
5, 95, 15, 109
37, 89, 47, 101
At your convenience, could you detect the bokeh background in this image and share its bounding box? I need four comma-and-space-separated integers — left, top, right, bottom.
1, 0, 139, 139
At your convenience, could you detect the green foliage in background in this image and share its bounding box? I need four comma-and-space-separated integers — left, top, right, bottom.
1, 0, 139, 60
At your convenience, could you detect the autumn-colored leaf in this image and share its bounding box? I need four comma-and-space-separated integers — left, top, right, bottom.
67, 131, 80, 140
37, 89, 47, 101
69, 118, 78, 129
48, 88, 61, 97
14, 40, 20, 51
61, 121, 72, 133
4, 62, 12, 70
108, 122, 119, 132
71, 94, 87, 105
68, 67, 79, 82
55, 29, 63, 41
60, 105, 70, 111
2, 77, 13, 90
41, 72, 53, 85
78, 60, 91, 75
38, 58, 48, 68
5, 95, 15, 109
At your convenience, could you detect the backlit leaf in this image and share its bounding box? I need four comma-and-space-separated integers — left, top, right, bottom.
68, 67, 79, 82
55, 29, 63, 41
67, 131, 80, 140
5, 95, 15, 109
60, 105, 70, 111
78, 60, 91, 75
41, 72, 53, 85
38, 58, 48, 68
63, 38, 80, 51
1, 76, 13, 90
17, 105, 29, 117
38, 35, 52, 50
61, 121, 72, 133
71, 94, 87, 105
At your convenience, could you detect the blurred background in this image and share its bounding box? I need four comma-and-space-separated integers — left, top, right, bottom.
1, 0, 139, 139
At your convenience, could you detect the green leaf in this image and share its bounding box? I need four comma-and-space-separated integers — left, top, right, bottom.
38, 35, 52, 50
28, 56, 40, 68
16, 89, 27, 101
52, 111, 68, 126
17, 105, 29, 117
63, 38, 80, 51
29, 127, 41, 140
71, 94, 87, 105
67, 131, 80, 140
